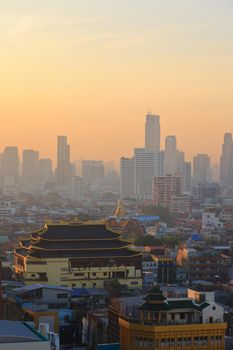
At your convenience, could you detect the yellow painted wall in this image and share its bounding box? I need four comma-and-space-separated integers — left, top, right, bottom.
119, 318, 227, 350
21, 257, 142, 288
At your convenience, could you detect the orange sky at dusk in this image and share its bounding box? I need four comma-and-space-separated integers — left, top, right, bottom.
0, 0, 233, 166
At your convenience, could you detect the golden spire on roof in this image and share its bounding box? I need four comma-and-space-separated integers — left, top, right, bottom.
113, 200, 126, 217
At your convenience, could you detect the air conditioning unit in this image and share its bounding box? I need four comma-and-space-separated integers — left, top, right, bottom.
39, 323, 50, 338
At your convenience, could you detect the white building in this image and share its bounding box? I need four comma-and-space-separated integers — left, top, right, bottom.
134, 148, 164, 200
69, 176, 84, 201
0, 200, 21, 217
202, 210, 223, 230
187, 289, 224, 324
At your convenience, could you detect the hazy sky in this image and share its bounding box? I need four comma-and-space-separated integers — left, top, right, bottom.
0, 0, 233, 165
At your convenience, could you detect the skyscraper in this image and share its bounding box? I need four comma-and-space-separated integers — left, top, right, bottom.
38, 158, 53, 185
183, 161, 192, 192
120, 157, 135, 199
134, 148, 164, 200
145, 113, 160, 152
2, 146, 19, 185
22, 149, 39, 181
220, 133, 233, 185
164, 135, 178, 175
193, 154, 211, 185
55, 135, 71, 186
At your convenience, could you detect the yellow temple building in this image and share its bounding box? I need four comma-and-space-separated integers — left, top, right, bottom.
14, 222, 142, 289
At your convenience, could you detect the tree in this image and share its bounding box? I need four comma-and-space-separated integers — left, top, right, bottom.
135, 235, 162, 246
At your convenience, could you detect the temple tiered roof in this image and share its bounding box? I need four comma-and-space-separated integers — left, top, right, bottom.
15, 222, 142, 260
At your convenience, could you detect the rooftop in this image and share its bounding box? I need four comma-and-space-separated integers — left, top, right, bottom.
14, 284, 72, 293
15, 222, 142, 259
0, 320, 47, 344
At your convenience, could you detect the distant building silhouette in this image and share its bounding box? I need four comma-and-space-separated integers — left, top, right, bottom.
134, 148, 164, 200
220, 133, 233, 185
55, 135, 71, 186
120, 157, 135, 199
145, 113, 160, 152
2, 146, 19, 186
38, 158, 53, 185
193, 154, 211, 185
82, 160, 105, 187
165, 135, 178, 175
183, 161, 192, 192
22, 149, 39, 182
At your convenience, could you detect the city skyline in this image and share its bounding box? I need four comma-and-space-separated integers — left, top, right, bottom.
0, 121, 232, 169
1, 2, 233, 349
0, 1, 233, 163
0, 110, 232, 165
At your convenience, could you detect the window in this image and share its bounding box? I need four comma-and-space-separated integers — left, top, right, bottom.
93, 283, 96, 287
74, 273, 84, 277
82, 283, 86, 287
72, 283, 76, 287
180, 312, 185, 320
131, 281, 138, 285
112, 271, 125, 278
103, 272, 107, 276
35, 288, 42, 298
92, 273, 96, 276
134, 337, 139, 346
38, 272, 47, 281
57, 293, 68, 298
212, 306, 216, 310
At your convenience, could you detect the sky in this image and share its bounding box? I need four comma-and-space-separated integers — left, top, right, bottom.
0, 0, 233, 166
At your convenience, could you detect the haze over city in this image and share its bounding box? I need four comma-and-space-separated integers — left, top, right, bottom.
1, 0, 233, 163
1, 1, 233, 350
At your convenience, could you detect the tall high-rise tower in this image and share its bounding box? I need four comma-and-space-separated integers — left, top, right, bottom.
2, 146, 19, 185
120, 157, 135, 199
220, 133, 233, 185
22, 149, 39, 181
134, 148, 164, 200
55, 135, 71, 186
193, 154, 211, 185
165, 135, 178, 175
145, 113, 160, 152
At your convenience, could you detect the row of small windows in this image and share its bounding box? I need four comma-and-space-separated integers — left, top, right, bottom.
73, 272, 121, 277
72, 283, 95, 287
133, 335, 223, 348
71, 281, 138, 287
